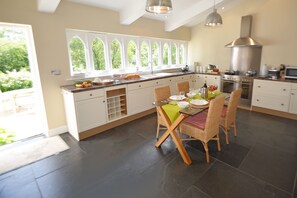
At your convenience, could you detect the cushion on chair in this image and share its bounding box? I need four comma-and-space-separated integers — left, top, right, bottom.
184, 113, 207, 129
221, 106, 227, 118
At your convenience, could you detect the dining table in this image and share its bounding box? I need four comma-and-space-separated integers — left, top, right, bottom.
154, 90, 222, 165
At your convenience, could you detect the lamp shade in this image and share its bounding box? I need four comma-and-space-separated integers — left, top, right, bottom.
205, 9, 223, 26
145, 0, 172, 14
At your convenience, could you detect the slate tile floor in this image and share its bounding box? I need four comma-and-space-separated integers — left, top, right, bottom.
1, 109, 297, 198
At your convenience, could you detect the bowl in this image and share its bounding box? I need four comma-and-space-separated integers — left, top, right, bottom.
177, 101, 189, 108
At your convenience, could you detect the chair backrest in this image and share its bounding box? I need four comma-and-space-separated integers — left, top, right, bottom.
204, 94, 225, 140
225, 88, 242, 126
154, 86, 171, 102
176, 81, 190, 94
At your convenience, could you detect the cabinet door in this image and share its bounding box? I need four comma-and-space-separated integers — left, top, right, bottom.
289, 89, 297, 114
127, 87, 154, 115
75, 97, 106, 132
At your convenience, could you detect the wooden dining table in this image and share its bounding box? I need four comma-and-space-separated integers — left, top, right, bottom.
154, 90, 222, 165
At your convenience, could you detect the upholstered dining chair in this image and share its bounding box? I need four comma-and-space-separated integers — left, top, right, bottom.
179, 94, 225, 163
176, 81, 190, 94
154, 86, 171, 139
220, 88, 242, 144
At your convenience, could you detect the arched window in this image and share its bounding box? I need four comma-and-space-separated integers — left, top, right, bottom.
110, 39, 122, 69
163, 43, 169, 65
140, 42, 149, 67
152, 42, 159, 66
92, 38, 105, 71
179, 44, 185, 64
171, 43, 177, 65
69, 36, 87, 73
127, 41, 137, 67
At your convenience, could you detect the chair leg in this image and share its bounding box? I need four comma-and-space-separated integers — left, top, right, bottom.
233, 121, 237, 137
156, 123, 160, 139
221, 126, 229, 144
204, 143, 210, 163
217, 134, 221, 151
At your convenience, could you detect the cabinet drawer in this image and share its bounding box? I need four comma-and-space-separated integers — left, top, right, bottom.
127, 81, 154, 91
252, 94, 289, 112
253, 80, 291, 96
74, 89, 104, 101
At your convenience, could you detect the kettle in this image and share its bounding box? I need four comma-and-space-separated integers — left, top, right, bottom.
181, 65, 189, 72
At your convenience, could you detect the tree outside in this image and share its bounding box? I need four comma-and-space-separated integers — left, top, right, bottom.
179, 44, 185, 64
111, 40, 122, 69
92, 38, 106, 71
0, 27, 32, 92
69, 37, 86, 73
171, 44, 177, 65
140, 42, 149, 67
163, 43, 169, 65
152, 42, 159, 66
127, 41, 136, 67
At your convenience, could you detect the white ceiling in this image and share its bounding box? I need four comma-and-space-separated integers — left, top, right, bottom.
37, 0, 248, 32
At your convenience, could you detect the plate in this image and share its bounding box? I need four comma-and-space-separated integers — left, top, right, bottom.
169, 95, 186, 101
190, 99, 208, 106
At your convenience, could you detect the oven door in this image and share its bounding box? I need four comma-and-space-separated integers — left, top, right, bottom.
222, 80, 240, 94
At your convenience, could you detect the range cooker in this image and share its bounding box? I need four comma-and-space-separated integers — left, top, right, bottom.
221, 73, 254, 107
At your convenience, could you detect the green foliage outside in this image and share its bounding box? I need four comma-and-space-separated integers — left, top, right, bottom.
171, 44, 177, 65
92, 38, 106, 70
140, 42, 149, 67
163, 43, 169, 65
0, 70, 32, 92
152, 42, 159, 66
0, 27, 32, 93
179, 44, 184, 64
70, 37, 86, 73
0, 128, 15, 146
111, 40, 122, 69
127, 41, 136, 67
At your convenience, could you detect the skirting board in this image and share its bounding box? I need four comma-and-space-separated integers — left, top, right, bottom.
251, 106, 297, 120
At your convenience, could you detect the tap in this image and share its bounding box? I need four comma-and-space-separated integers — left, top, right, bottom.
149, 61, 153, 74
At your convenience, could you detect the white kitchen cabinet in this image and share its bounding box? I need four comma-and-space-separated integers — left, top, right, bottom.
193, 74, 221, 90
252, 80, 291, 112
127, 82, 154, 115
289, 84, 297, 114
62, 88, 107, 140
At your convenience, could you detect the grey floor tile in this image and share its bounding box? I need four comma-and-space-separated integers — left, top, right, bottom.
195, 161, 291, 198
239, 142, 297, 193
181, 185, 211, 198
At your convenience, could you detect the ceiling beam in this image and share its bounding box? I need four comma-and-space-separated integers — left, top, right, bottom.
37, 0, 61, 13
165, 0, 224, 32
120, 0, 146, 25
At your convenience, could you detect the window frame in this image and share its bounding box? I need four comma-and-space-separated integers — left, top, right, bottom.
66, 29, 188, 77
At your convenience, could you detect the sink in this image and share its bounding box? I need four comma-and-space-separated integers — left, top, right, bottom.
141, 72, 173, 79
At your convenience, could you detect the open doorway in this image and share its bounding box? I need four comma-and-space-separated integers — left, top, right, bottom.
0, 23, 48, 145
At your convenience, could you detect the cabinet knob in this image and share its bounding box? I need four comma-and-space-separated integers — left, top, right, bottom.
281, 103, 284, 106
256, 99, 259, 101
139, 85, 141, 87
90, 94, 92, 96
205, 76, 207, 78
156, 82, 158, 84
292, 93, 295, 95
283, 89, 286, 91
103, 100, 105, 103
258, 86, 261, 88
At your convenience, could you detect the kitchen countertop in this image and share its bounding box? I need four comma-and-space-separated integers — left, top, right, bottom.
254, 76, 297, 83
61, 71, 195, 93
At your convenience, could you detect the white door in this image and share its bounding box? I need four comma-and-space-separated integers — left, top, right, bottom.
0, 23, 48, 142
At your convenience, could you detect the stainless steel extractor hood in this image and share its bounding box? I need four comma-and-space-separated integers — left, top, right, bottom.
225, 15, 262, 47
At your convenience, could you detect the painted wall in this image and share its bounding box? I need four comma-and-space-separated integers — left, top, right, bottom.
0, 0, 191, 134
188, 0, 297, 72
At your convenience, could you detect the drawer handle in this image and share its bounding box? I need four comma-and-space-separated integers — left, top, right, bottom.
292, 93, 295, 95
283, 89, 286, 91
90, 94, 93, 96
156, 82, 158, 84
258, 86, 261, 88
139, 85, 141, 87
256, 99, 259, 101
103, 100, 105, 103
281, 103, 284, 106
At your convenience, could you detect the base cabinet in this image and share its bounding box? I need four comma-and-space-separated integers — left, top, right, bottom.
252, 79, 294, 113
289, 85, 297, 114
127, 87, 154, 115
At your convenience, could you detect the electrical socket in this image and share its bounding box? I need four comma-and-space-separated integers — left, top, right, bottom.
51, 69, 61, 75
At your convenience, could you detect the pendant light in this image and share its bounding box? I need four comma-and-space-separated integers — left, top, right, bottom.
205, 0, 223, 26
145, 0, 172, 14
